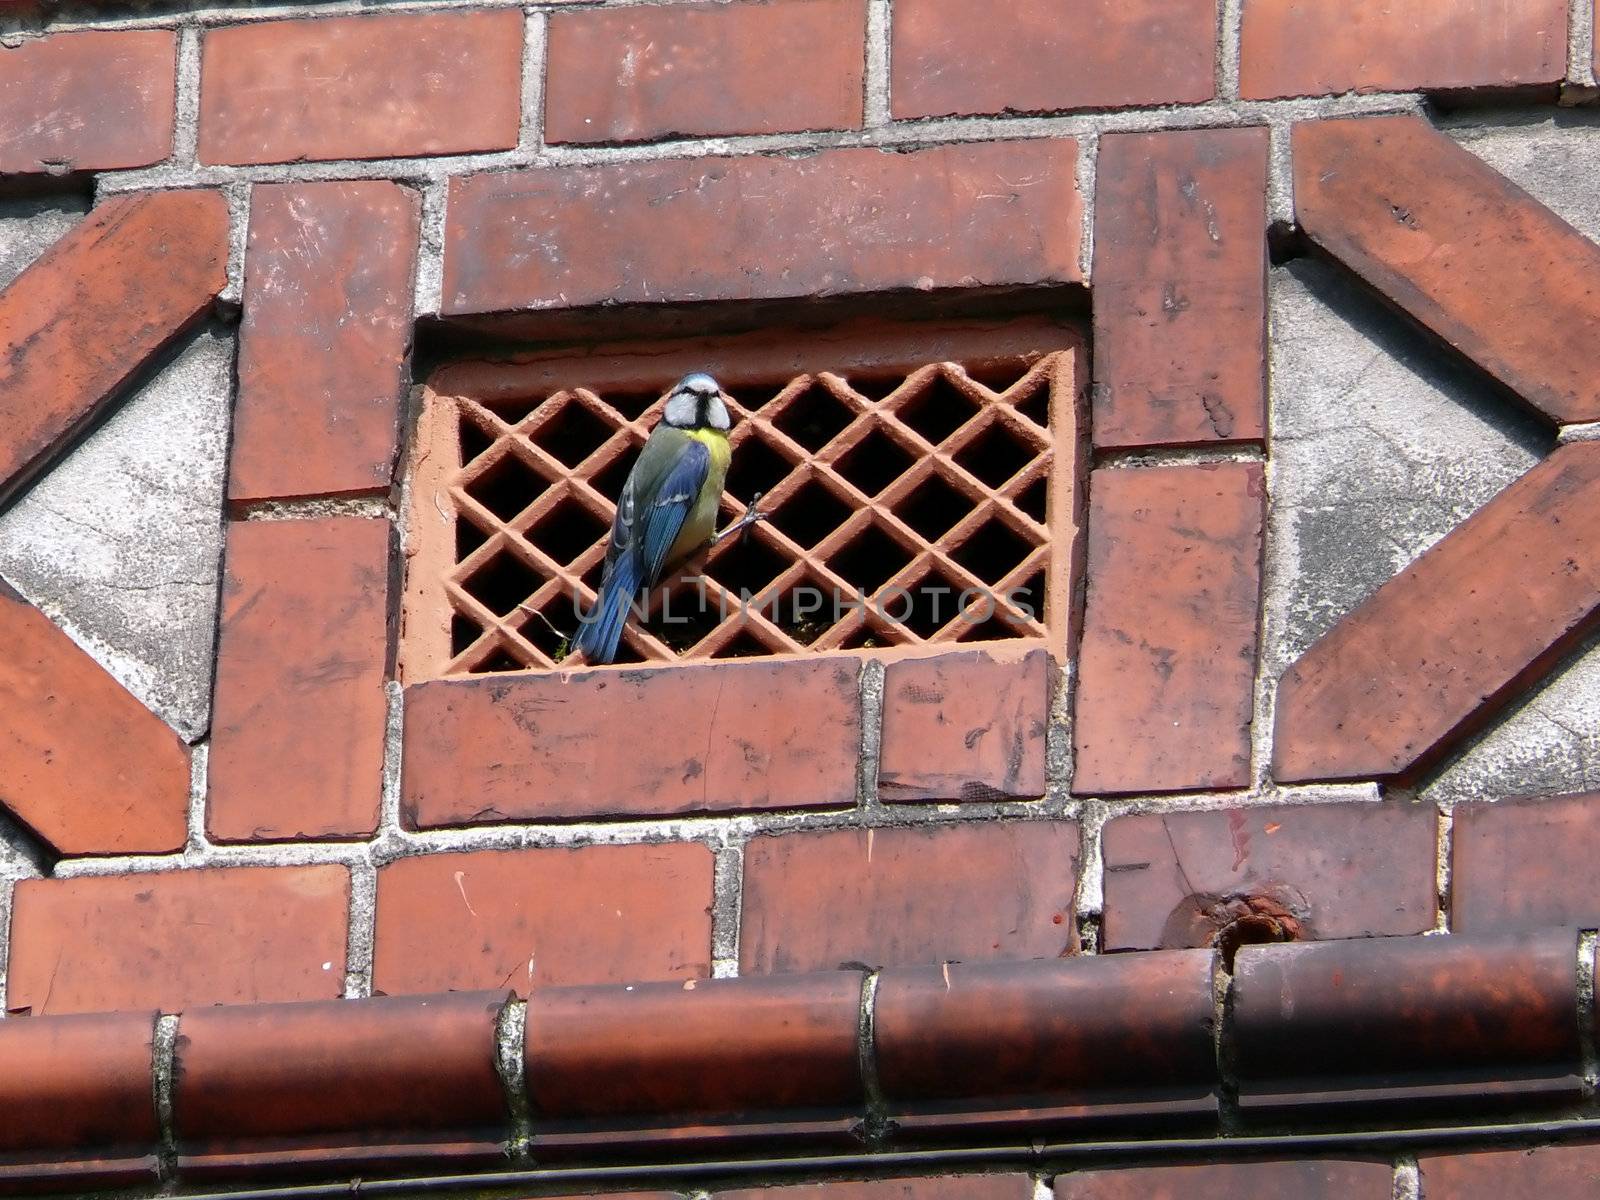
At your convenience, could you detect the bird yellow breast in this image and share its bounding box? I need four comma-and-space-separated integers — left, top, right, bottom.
666, 428, 732, 569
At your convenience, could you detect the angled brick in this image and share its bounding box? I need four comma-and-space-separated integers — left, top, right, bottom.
1295, 115, 1600, 425
1275, 443, 1600, 784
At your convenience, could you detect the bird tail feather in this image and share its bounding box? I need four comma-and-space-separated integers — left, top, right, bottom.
573, 556, 639, 665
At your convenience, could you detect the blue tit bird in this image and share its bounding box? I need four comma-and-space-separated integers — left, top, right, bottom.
572, 372, 763, 665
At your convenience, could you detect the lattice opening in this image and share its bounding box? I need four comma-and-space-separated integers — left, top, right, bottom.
404, 318, 1080, 676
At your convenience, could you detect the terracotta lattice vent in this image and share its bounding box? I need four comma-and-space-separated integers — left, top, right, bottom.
402, 317, 1085, 678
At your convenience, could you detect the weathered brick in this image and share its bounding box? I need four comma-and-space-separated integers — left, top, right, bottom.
891, 0, 1215, 119
0, 582, 188, 855
198, 11, 522, 166
1452, 793, 1600, 934
1093, 128, 1268, 449
0, 190, 228, 497
720, 1178, 1035, 1200
230, 182, 420, 502
739, 821, 1078, 975
443, 140, 1081, 317
1102, 801, 1437, 952
372, 844, 714, 995
1056, 1160, 1395, 1199
1242, 0, 1567, 100
546, 0, 865, 145
1422, 1144, 1600, 1200
878, 647, 1049, 803
403, 658, 858, 826
207, 518, 392, 841
0, 30, 176, 175
6, 866, 349, 1016
1295, 115, 1600, 425
1274, 444, 1600, 785
0, 1010, 158, 1159
1073, 464, 1264, 794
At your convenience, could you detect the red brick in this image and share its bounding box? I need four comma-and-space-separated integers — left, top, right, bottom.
0, 189, 228, 496
443, 140, 1081, 317
0, 582, 188, 855
739, 821, 1078, 975
1295, 115, 1600, 425
1242, 0, 1566, 100
891, 0, 1215, 119
6, 866, 349, 1016
372, 844, 713, 995
1093, 128, 1268, 449
879, 648, 1049, 803
1452, 793, 1600, 934
1274, 443, 1600, 784
546, 0, 865, 145
198, 11, 522, 166
720, 1179, 1034, 1200
207, 519, 392, 842
402, 658, 858, 827
1073, 464, 1264, 794
1101, 801, 1437, 952
1421, 1144, 1600, 1200
230, 182, 420, 502
1055, 1160, 1395, 1200
0, 30, 175, 174
0, 1010, 158, 1155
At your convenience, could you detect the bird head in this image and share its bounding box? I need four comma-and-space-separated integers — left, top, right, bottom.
662, 372, 731, 433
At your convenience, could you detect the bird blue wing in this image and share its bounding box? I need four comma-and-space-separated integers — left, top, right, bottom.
637, 437, 711, 586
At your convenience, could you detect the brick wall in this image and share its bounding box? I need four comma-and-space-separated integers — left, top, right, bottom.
4, 0, 1600, 1193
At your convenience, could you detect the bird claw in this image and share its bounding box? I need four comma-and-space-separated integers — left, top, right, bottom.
714, 493, 768, 546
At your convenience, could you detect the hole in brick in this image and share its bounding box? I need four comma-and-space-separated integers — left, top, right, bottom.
885, 567, 968, 640
769, 379, 856, 451
955, 611, 1025, 643
1015, 569, 1047, 626
516, 598, 576, 659
771, 570, 847, 646
460, 551, 546, 618
726, 433, 796, 502
1014, 475, 1048, 525
954, 422, 1037, 489
706, 531, 790, 598
587, 447, 641, 509
530, 400, 616, 468
950, 516, 1037, 584
965, 362, 1032, 395
896, 374, 980, 445
526, 497, 610, 568
833, 427, 916, 499
841, 373, 905, 402
460, 418, 497, 465
710, 628, 772, 660
765, 479, 853, 549
837, 621, 888, 650
595, 387, 663, 422
642, 579, 726, 653
464, 455, 540, 524
451, 612, 485, 657
1011, 379, 1050, 429
898, 472, 971, 541
456, 516, 490, 561
473, 646, 529, 673
826, 522, 913, 599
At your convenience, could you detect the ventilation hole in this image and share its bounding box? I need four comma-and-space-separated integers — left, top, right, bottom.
460, 419, 497, 465
472, 647, 528, 674
1011, 378, 1050, 428
771, 571, 846, 646
955, 611, 1026, 643
456, 516, 490, 561
836, 622, 885, 650
765, 479, 853, 549
460, 552, 546, 618
451, 612, 485, 656
1013, 569, 1047, 626
710, 628, 772, 660
884, 568, 968, 640
833, 427, 916, 499
516, 599, 575, 659
769, 381, 856, 451
644, 580, 726, 654
463, 455, 540, 523
953, 422, 1038, 489
826, 523, 914, 599
588, 446, 641, 507
706, 531, 791, 598
726, 433, 796, 501
1014, 475, 1048, 524
526, 497, 611, 568
964, 362, 1033, 394
895, 374, 980, 445
530, 401, 616, 468
596, 388, 664, 422
842, 373, 907, 402
950, 517, 1038, 585
898, 473, 972, 542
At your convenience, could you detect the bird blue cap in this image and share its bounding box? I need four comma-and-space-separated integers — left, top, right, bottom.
676, 372, 721, 395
